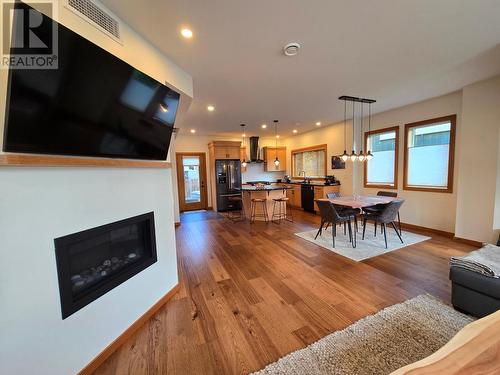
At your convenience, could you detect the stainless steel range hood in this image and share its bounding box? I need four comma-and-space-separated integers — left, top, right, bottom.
249, 136, 264, 163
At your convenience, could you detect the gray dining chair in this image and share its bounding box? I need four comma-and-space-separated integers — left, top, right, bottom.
315, 200, 356, 248
363, 191, 402, 235
362, 199, 404, 248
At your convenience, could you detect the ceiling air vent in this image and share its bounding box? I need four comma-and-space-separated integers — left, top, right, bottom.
66, 0, 121, 40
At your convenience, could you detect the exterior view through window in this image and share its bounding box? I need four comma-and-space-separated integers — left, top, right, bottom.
404, 115, 456, 192
182, 156, 201, 203
365, 126, 398, 188
292, 146, 326, 178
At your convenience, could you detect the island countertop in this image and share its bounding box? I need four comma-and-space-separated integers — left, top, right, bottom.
239, 185, 293, 192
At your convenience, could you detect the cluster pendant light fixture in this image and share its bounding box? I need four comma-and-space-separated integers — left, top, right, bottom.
240, 124, 247, 168
339, 95, 376, 162
274, 120, 280, 167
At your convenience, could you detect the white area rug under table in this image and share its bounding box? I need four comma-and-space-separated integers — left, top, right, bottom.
295, 223, 430, 261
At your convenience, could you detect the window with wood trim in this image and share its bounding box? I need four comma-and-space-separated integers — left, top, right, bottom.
291, 144, 327, 179
364, 126, 399, 188
403, 115, 456, 193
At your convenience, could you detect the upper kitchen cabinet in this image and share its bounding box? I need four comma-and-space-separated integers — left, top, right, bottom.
209, 141, 242, 160
263, 147, 286, 172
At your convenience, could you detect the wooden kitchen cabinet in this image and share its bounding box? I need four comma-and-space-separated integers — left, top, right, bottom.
263, 147, 286, 172
209, 141, 242, 160
285, 185, 302, 207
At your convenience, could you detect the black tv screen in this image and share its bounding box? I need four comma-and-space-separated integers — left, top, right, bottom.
3, 2, 180, 160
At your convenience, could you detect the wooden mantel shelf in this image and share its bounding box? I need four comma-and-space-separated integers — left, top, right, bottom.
0, 154, 172, 168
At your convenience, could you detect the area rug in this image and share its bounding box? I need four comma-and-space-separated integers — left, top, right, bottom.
295, 223, 430, 261
251, 295, 474, 375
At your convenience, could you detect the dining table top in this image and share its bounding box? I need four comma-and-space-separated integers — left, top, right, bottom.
318, 195, 399, 209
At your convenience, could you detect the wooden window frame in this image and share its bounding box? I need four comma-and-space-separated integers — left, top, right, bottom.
363, 126, 399, 189
403, 114, 456, 193
291, 144, 327, 180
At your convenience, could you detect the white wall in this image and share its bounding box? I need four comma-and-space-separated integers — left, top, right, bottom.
359, 91, 462, 233
0, 1, 192, 374
0, 168, 178, 375
455, 76, 500, 243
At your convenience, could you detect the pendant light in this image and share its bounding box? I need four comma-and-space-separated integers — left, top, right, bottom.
341, 99, 349, 162
366, 102, 374, 161
358, 102, 366, 162
350, 100, 357, 161
240, 124, 247, 168
273, 120, 280, 167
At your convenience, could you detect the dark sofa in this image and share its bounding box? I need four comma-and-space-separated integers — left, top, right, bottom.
450, 266, 500, 318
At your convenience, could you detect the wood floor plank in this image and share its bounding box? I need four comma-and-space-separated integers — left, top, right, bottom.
93, 209, 477, 375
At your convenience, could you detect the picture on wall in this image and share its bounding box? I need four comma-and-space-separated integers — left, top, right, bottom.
332, 156, 346, 169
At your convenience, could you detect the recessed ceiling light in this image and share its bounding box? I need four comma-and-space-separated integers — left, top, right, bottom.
316, 122, 321, 126
207, 105, 215, 112
181, 28, 193, 39
190, 129, 196, 134
293, 129, 298, 134
261, 124, 267, 129
284, 42, 301, 56
276, 135, 280, 139
242, 133, 246, 137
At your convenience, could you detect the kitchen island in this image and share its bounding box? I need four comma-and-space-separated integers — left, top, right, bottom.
239, 185, 293, 221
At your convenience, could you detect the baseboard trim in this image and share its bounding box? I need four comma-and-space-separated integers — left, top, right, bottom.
400, 222, 454, 238
78, 283, 180, 375
453, 236, 483, 247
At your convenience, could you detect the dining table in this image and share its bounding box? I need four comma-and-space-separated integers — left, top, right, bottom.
318, 195, 399, 209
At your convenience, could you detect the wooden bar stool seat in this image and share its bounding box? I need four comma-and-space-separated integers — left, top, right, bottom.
250, 198, 268, 223
271, 196, 293, 224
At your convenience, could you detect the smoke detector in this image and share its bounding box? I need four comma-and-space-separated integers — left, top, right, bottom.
284, 42, 301, 56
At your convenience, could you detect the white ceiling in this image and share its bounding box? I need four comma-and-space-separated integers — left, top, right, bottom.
102, 0, 500, 138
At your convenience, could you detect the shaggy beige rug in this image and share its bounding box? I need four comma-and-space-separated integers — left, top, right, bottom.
251, 295, 474, 375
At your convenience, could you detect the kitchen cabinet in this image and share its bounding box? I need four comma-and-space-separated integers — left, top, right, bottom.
286, 185, 302, 207
209, 141, 242, 160
263, 147, 286, 172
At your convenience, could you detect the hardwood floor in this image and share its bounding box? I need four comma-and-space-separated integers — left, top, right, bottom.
93, 209, 476, 375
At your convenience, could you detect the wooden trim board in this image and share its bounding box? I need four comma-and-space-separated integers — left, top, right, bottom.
78, 283, 180, 375
400, 222, 454, 238
364, 125, 399, 189
0, 154, 172, 168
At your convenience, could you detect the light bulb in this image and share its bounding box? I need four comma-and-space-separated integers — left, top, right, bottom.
366, 151, 374, 161
242, 160, 247, 168
350, 150, 357, 162
358, 151, 365, 162
341, 150, 349, 162
274, 158, 280, 167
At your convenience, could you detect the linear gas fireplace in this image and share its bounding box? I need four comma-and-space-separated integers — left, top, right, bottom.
55, 212, 158, 319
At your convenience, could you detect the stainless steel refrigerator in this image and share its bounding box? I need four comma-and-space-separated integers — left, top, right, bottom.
215, 160, 242, 211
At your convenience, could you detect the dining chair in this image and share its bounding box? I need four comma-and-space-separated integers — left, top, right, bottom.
363, 191, 402, 235
315, 200, 356, 248
362, 199, 405, 249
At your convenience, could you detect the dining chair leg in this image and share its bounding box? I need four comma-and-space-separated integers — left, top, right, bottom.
315, 221, 324, 239
383, 223, 388, 249
354, 216, 358, 233
397, 212, 402, 236
362, 217, 367, 240
347, 220, 353, 243
391, 221, 404, 243
325, 222, 330, 230
352, 222, 357, 248
332, 223, 336, 248
344, 222, 346, 235
374, 221, 377, 237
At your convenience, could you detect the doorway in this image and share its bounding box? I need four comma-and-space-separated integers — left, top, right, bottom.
176, 153, 208, 212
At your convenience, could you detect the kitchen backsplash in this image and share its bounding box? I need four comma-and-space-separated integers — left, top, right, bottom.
242, 163, 283, 183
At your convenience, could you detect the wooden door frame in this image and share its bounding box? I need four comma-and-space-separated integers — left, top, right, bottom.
176, 152, 208, 212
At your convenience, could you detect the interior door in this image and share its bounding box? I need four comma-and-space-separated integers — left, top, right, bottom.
176, 153, 208, 212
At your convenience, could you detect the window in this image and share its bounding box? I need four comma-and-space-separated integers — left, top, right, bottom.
364, 126, 399, 188
404, 115, 456, 193
291, 144, 327, 178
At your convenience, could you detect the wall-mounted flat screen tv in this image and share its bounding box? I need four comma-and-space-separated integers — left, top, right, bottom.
3, 2, 180, 160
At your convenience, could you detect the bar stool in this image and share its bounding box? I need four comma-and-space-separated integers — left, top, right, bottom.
250, 198, 268, 223
271, 197, 293, 224
226, 196, 245, 221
